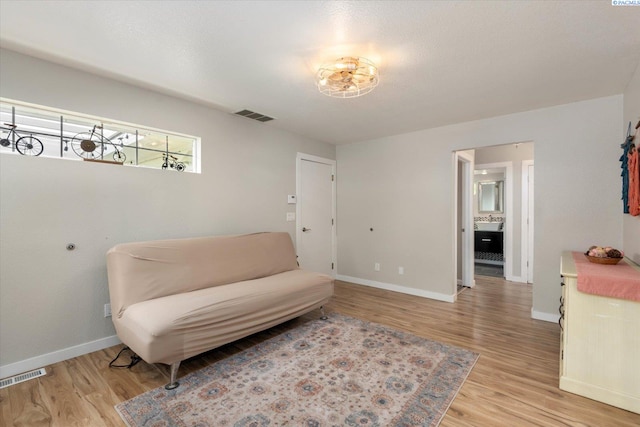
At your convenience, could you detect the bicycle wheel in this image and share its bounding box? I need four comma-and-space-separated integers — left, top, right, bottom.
0, 129, 13, 147
112, 150, 126, 163
176, 162, 185, 172
15, 135, 44, 156
71, 131, 103, 159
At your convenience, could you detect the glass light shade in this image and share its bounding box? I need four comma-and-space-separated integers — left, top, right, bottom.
316, 57, 379, 98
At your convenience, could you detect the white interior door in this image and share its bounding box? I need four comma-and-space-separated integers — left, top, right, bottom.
521, 160, 534, 283
462, 156, 474, 287
296, 154, 336, 276
527, 163, 534, 283
455, 150, 475, 290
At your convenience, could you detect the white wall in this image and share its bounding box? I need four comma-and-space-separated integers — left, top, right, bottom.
623, 63, 640, 264
337, 95, 623, 319
0, 49, 335, 375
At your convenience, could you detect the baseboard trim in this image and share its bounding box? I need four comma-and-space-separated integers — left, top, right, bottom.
560, 376, 640, 413
475, 259, 504, 266
531, 309, 560, 323
0, 335, 121, 379
336, 275, 455, 303
506, 274, 526, 283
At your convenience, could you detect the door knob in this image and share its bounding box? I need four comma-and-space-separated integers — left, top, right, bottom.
302, 227, 311, 232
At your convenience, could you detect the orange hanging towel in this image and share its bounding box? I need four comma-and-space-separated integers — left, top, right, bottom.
629, 146, 639, 216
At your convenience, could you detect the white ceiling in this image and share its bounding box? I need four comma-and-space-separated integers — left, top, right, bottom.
1, 1, 639, 145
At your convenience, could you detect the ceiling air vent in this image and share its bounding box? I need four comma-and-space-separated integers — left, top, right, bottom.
234, 109, 275, 123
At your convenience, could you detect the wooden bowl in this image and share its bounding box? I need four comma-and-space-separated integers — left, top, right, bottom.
584, 254, 622, 265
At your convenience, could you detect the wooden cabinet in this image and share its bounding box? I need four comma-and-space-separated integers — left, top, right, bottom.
559, 252, 640, 413
474, 231, 503, 254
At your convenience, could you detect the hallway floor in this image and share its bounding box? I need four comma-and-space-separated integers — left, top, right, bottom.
474, 263, 504, 277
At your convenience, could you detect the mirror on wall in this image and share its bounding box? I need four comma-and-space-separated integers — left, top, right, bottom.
478, 180, 504, 213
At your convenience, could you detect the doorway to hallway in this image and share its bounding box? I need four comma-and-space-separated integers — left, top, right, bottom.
454, 142, 534, 297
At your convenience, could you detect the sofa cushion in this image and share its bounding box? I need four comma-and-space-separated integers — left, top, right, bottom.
107, 232, 298, 316
113, 269, 333, 364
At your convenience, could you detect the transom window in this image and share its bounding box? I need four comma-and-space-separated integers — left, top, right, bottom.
0, 99, 200, 173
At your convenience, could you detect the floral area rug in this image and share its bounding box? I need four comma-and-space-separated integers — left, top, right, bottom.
116, 313, 479, 427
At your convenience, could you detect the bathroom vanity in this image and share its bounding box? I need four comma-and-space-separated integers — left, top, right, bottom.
474, 221, 504, 265
474, 230, 503, 254
475, 177, 505, 266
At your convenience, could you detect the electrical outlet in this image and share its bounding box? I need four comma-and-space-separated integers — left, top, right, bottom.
374, 262, 380, 271
398, 266, 404, 275
104, 303, 112, 318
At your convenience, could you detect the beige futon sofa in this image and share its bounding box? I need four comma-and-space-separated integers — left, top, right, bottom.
106, 232, 334, 389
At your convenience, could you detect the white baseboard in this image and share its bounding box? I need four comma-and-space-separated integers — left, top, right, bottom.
506, 274, 526, 283
531, 309, 560, 323
475, 259, 504, 266
336, 275, 456, 303
0, 335, 121, 379
336, 275, 554, 322
560, 376, 640, 413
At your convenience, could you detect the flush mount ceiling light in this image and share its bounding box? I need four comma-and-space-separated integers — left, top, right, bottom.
316, 56, 379, 98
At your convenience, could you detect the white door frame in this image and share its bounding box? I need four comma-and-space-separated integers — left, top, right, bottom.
474, 161, 514, 281
296, 153, 337, 277
521, 160, 534, 283
453, 151, 475, 294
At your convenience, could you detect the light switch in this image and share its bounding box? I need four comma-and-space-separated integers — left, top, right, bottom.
286, 212, 296, 222
288, 195, 297, 204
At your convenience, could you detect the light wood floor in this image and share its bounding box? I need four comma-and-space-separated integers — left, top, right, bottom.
2, 277, 639, 426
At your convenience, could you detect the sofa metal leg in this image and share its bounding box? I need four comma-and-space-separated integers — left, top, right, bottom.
165, 361, 181, 390
320, 306, 328, 320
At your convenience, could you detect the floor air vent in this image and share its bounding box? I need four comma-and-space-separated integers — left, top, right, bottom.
0, 368, 46, 389
234, 109, 275, 122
